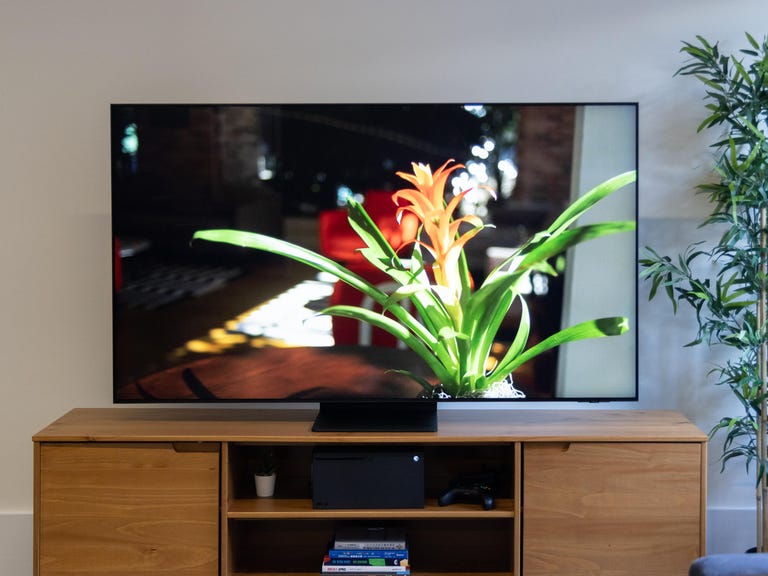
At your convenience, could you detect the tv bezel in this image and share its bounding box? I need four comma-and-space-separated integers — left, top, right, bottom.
109, 101, 640, 426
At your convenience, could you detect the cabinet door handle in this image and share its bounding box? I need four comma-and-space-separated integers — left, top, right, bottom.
172, 442, 220, 453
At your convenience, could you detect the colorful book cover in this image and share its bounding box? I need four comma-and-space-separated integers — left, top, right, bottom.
321, 566, 409, 574
323, 555, 408, 568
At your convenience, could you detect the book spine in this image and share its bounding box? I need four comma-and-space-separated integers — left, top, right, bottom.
323, 557, 406, 567
332, 542, 407, 550
328, 549, 409, 560
322, 573, 410, 576
321, 567, 409, 574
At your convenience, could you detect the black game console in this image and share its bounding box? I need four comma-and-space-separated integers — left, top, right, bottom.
312, 447, 424, 509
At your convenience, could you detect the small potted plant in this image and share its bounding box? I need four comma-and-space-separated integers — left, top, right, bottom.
254, 447, 276, 498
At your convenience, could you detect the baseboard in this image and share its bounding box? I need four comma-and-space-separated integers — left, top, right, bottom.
0, 512, 32, 576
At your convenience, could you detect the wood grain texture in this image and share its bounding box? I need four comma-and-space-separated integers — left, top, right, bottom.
522, 442, 704, 576
38, 442, 219, 576
33, 409, 706, 576
33, 407, 707, 444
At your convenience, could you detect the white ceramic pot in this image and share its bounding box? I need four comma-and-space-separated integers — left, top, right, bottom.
255, 473, 276, 497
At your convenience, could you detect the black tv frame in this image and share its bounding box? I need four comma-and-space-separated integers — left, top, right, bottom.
110, 101, 639, 431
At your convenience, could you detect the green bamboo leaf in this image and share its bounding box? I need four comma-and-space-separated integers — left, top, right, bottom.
746, 32, 760, 52
698, 75, 728, 92
739, 115, 768, 142
695, 35, 715, 51
731, 57, 753, 86
697, 113, 722, 133
681, 41, 711, 59
728, 136, 739, 169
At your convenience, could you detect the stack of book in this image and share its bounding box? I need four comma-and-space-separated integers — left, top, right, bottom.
322, 526, 410, 575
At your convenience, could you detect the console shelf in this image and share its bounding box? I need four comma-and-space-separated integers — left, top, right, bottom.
33, 408, 706, 576
228, 498, 516, 519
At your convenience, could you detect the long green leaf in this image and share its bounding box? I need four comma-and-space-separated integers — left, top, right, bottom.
492, 317, 630, 377
321, 304, 455, 385
485, 172, 636, 286
345, 199, 404, 278
194, 229, 456, 369
462, 272, 525, 386
462, 219, 633, 386
486, 295, 532, 383
546, 171, 636, 236
193, 229, 383, 298
345, 200, 458, 366
475, 222, 635, 315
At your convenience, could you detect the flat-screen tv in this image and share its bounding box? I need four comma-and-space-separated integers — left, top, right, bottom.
111, 102, 638, 430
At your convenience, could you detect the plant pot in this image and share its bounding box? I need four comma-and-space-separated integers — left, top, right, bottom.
255, 473, 276, 497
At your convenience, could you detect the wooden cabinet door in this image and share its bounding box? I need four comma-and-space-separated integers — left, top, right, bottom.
522, 442, 704, 576
36, 442, 219, 576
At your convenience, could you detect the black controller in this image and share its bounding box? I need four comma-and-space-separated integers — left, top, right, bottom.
438, 473, 496, 510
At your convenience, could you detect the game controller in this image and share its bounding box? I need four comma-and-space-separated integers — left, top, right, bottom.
438, 473, 496, 510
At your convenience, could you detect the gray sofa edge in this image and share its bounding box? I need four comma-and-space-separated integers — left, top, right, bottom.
690, 553, 768, 576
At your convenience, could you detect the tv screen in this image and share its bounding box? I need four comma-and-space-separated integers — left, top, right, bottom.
111, 102, 637, 423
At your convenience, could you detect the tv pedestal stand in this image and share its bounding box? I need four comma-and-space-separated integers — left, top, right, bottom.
33, 408, 706, 576
311, 401, 438, 432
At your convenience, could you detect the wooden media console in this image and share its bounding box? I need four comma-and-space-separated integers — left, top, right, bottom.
33, 408, 706, 575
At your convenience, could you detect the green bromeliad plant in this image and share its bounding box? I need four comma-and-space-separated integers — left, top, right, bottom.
194, 160, 636, 399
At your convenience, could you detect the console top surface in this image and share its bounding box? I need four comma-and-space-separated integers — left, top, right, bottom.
33, 407, 706, 444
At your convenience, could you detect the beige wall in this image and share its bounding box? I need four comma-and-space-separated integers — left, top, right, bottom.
2, 0, 766, 568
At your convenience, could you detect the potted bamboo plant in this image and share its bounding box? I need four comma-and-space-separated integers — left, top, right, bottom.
640, 33, 768, 552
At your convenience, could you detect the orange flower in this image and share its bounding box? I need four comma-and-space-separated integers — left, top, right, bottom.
392, 160, 486, 305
